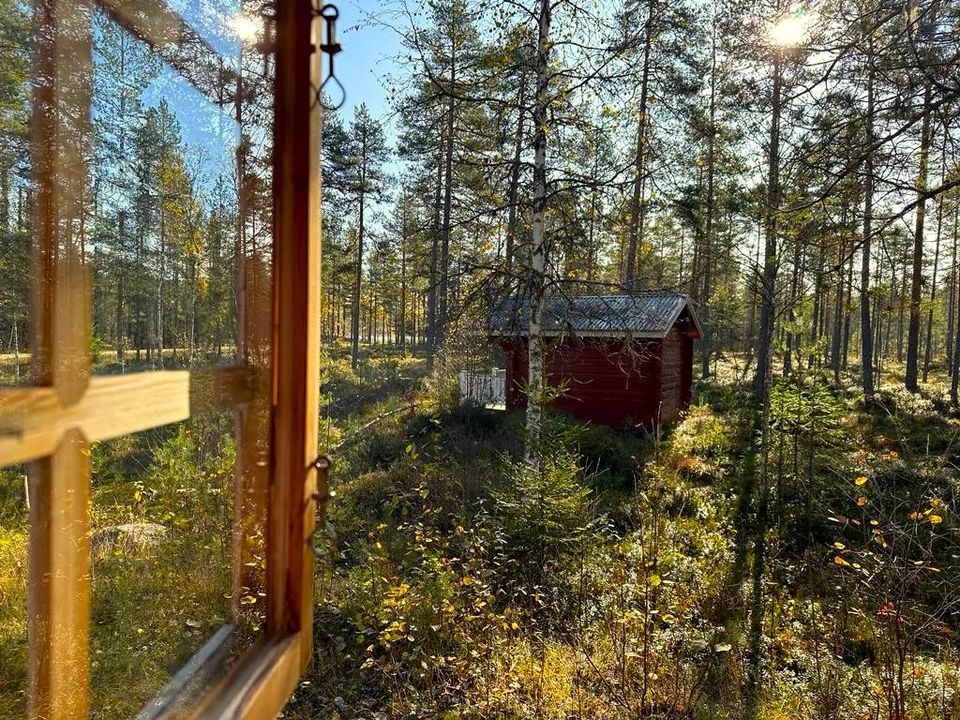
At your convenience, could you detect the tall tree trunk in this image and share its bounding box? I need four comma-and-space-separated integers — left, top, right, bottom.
784, 239, 801, 377
923, 174, 945, 383
368, 287, 375, 345
116, 211, 126, 363
351, 168, 367, 370
156, 207, 165, 368
700, 21, 717, 379
526, 0, 551, 470
624, 0, 655, 292
906, 81, 933, 391
754, 57, 782, 399
426, 133, 443, 371
505, 71, 526, 280
187, 255, 197, 363
887, 263, 896, 370
897, 250, 907, 362
746, 48, 789, 716
874, 283, 883, 383
948, 206, 958, 372
400, 208, 408, 354
809, 242, 825, 369
747, 219, 761, 353
0, 162, 9, 232
411, 290, 417, 347
234, 69, 247, 370
860, 27, 876, 398
842, 236, 854, 369
831, 220, 847, 382
437, 22, 457, 365
953, 266, 960, 403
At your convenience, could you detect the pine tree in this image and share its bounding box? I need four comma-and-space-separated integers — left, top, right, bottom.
332, 104, 390, 370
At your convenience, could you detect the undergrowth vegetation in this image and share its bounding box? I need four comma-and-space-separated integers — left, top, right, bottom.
0, 408, 254, 718
286, 355, 960, 720
4, 350, 960, 718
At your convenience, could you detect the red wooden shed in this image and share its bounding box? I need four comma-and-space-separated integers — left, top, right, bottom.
489, 293, 703, 429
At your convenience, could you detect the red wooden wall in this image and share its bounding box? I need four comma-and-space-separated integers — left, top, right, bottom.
500, 326, 695, 429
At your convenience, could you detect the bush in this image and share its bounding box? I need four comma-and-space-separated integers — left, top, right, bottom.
574, 422, 650, 494
667, 404, 739, 485
671, 404, 733, 460
490, 452, 595, 625
304, 504, 513, 718
875, 384, 941, 421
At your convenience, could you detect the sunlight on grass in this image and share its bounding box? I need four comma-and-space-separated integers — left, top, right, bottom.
0, 500, 27, 718
88, 416, 253, 716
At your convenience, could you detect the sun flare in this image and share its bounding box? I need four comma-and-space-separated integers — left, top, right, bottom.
769, 10, 811, 47
228, 12, 261, 43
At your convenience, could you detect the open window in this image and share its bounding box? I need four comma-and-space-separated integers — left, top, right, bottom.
0, 0, 323, 716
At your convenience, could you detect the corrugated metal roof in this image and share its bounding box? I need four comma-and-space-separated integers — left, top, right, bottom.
488, 292, 702, 339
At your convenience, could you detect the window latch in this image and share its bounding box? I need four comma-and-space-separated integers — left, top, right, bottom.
313, 3, 345, 111
311, 456, 335, 556
312, 455, 334, 508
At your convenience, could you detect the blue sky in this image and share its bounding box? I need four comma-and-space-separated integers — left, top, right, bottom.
108, 1, 401, 189
335, 0, 400, 131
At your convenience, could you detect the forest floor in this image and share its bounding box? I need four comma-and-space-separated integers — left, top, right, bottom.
286, 350, 960, 720
2, 349, 960, 718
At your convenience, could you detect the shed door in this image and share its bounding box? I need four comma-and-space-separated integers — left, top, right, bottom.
0, 1, 323, 717
659, 328, 684, 421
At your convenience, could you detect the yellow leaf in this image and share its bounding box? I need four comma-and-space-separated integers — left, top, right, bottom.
855, 476, 868, 486
834, 556, 850, 566
930, 515, 943, 524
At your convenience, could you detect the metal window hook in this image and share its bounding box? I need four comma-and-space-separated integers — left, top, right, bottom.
314, 3, 345, 111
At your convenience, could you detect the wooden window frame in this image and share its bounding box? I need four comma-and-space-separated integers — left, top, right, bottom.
0, 0, 324, 717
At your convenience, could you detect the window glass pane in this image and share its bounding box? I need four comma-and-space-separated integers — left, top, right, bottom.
0, 465, 28, 716
2, 0, 278, 714
0, 1, 32, 388
89, 414, 266, 716
89, 7, 273, 376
